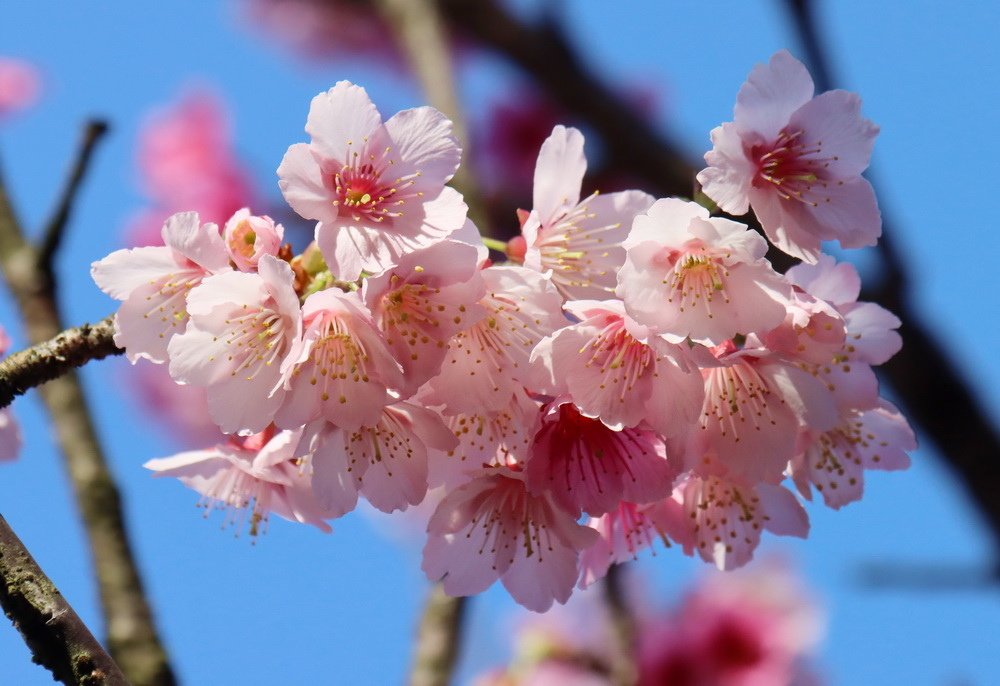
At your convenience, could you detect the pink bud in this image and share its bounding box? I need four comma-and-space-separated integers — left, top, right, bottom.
223, 208, 284, 272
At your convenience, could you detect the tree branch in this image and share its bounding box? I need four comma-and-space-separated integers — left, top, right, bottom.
37, 120, 109, 273
408, 585, 466, 686
0, 315, 121, 410
0, 513, 128, 685
0, 125, 175, 685
436, 0, 1000, 550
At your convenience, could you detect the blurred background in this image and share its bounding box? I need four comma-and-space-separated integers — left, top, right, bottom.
0, 1, 998, 683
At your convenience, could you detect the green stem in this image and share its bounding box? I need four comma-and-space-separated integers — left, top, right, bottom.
480, 236, 508, 254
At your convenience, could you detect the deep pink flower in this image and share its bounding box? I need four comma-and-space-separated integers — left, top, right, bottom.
520, 126, 655, 300
423, 465, 599, 611
421, 265, 565, 415
166, 255, 301, 434
223, 209, 284, 272
618, 198, 790, 345
298, 401, 456, 516
278, 81, 467, 280
531, 299, 705, 437
697, 50, 881, 262
274, 287, 403, 432
363, 240, 487, 391
92, 211, 232, 364
673, 475, 808, 570
0, 58, 40, 119
525, 401, 677, 518
144, 427, 332, 535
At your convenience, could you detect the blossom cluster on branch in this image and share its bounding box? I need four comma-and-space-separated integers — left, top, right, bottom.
90, 50, 914, 612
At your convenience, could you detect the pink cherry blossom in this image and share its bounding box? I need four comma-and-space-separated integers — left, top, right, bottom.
278, 81, 467, 280
223, 209, 285, 272
144, 427, 332, 535
423, 465, 599, 612
791, 400, 914, 509
758, 287, 847, 366
0, 58, 40, 120
673, 474, 809, 570
92, 211, 232, 364
422, 265, 565, 415
520, 125, 655, 300
687, 342, 838, 485
167, 255, 301, 434
363, 240, 487, 391
274, 287, 403, 432
618, 198, 790, 345
697, 50, 881, 262
525, 401, 677, 518
531, 299, 705, 437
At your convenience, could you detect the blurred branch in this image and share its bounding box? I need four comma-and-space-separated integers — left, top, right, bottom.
782, 0, 1000, 549
431, 0, 1000, 550
408, 585, 466, 686
0, 123, 176, 685
857, 561, 999, 591
38, 121, 109, 273
372, 0, 492, 235
0, 513, 128, 685
0, 315, 121, 410
603, 564, 637, 686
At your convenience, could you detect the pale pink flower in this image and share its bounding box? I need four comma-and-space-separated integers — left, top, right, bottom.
423, 465, 599, 612
791, 399, 914, 509
92, 211, 232, 364
421, 265, 565, 415
688, 342, 838, 485
697, 50, 880, 262
166, 255, 301, 434
531, 299, 705, 437
144, 427, 332, 534
758, 287, 847, 366
223, 209, 284, 272
578, 499, 692, 589
274, 287, 403, 432
618, 198, 789, 345
0, 58, 40, 119
297, 401, 456, 516
673, 475, 808, 570
278, 81, 467, 280
520, 125, 655, 300
525, 401, 677, 518
363, 240, 487, 391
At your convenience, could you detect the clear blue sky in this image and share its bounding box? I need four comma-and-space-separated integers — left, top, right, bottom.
1, 1, 998, 684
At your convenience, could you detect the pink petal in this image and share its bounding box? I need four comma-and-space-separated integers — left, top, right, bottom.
305, 81, 384, 164
788, 89, 878, 178
533, 125, 585, 225
278, 143, 337, 224
91, 246, 182, 300
734, 50, 814, 140
383, 106, 462, 191
697, 122, 754, 215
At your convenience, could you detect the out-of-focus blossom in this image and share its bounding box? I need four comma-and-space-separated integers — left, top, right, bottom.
0, 58, 40, 120
0, 326, 22, 462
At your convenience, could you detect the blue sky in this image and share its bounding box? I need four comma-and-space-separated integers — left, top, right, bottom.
0, 1, 998, 684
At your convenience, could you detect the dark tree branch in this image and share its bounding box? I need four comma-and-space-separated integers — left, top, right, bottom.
37, 121, 110, 273
0, 126, 176, 685
0, 513, 129, 685
603, 564, 637, 686
0, 315, 121, 410
781, 0, 1000, 549
435, 0, 1000, 550
408, 585, 467, 686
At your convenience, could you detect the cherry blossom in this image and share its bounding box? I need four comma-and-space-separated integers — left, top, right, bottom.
0, 57, 40, 120
278, 81, 467, 280
145, 427, 332, 535
423, 465, 599, 611
519, 125, 655, 300
223, 209, 284, 272
697, 49, 881, 262
92, 211, 232, 364
166, 255, 301, 434
618, 198, 789, 345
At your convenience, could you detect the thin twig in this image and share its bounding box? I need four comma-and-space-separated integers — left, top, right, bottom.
37, 120, 110, 272
0, 315, 121, 410
0, 513, 129, 685
372, 0, 492, 235
0, 127, 176, 685
603, 564, 637, 686
408, 585, 467, 686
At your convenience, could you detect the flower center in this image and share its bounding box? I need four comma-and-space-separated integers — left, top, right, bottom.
751, 127, 837, 207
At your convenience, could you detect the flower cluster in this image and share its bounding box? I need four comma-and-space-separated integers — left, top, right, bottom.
92, 51, 914, 611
